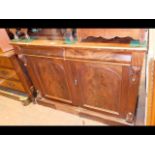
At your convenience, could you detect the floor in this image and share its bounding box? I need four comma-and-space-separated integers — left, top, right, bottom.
0, 95, 104, 126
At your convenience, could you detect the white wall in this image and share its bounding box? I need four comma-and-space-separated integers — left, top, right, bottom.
149, 29, 155, 58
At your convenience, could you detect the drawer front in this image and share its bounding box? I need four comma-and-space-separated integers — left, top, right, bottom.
22, 47, 65, 58
65, 48, 132, 64
0, 68, 19, 80
0, 78, 25, 92
0, 57, 13, 68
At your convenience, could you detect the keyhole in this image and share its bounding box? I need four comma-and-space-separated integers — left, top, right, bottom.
74, 79, 78, 86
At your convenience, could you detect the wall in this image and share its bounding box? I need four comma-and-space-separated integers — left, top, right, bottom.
149, 29, 155, 58
145, 29, 155, 125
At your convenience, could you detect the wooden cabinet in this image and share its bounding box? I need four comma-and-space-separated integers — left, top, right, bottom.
0, 51, 34, 97
0, 29, 34, 102
12, 41, 146, 125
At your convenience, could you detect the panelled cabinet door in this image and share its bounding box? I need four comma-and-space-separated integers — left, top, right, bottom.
26, 56, 73, 105
67, 60, 131, 119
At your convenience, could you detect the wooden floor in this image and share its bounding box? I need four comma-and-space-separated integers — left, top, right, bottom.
0, 95, 105, 126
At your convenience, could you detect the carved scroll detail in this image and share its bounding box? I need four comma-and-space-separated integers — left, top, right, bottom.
129, 66, 141, 84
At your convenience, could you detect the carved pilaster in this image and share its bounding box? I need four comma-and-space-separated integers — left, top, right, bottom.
14, 45, 27, 66
125, 52, 145, 123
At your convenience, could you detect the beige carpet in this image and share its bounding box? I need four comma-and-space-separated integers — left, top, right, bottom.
0, 95, 105, 126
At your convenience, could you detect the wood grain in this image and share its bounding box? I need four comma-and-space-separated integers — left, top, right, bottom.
26, 56, 73, 105
0, 78, 25, 92
0, 56, 13, 69
77, 29, 147, 43
0, 68, 19, 80
147, 60, 155, 125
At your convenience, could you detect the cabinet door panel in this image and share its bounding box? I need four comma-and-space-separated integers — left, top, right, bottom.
68, 60, 125, 117
26, 56, 72, 104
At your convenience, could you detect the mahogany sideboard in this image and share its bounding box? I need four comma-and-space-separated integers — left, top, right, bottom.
11, 40, 147, 125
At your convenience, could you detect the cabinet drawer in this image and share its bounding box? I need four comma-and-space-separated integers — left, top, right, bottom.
0, 68, 19, 80
0, 78, 25, 92
22, 47, 64, 58
0, 57, 13, 68
65, 48, 132, 64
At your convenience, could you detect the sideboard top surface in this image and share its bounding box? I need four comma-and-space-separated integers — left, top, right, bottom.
11, 40, 147, 52
0, 50, 15, 57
